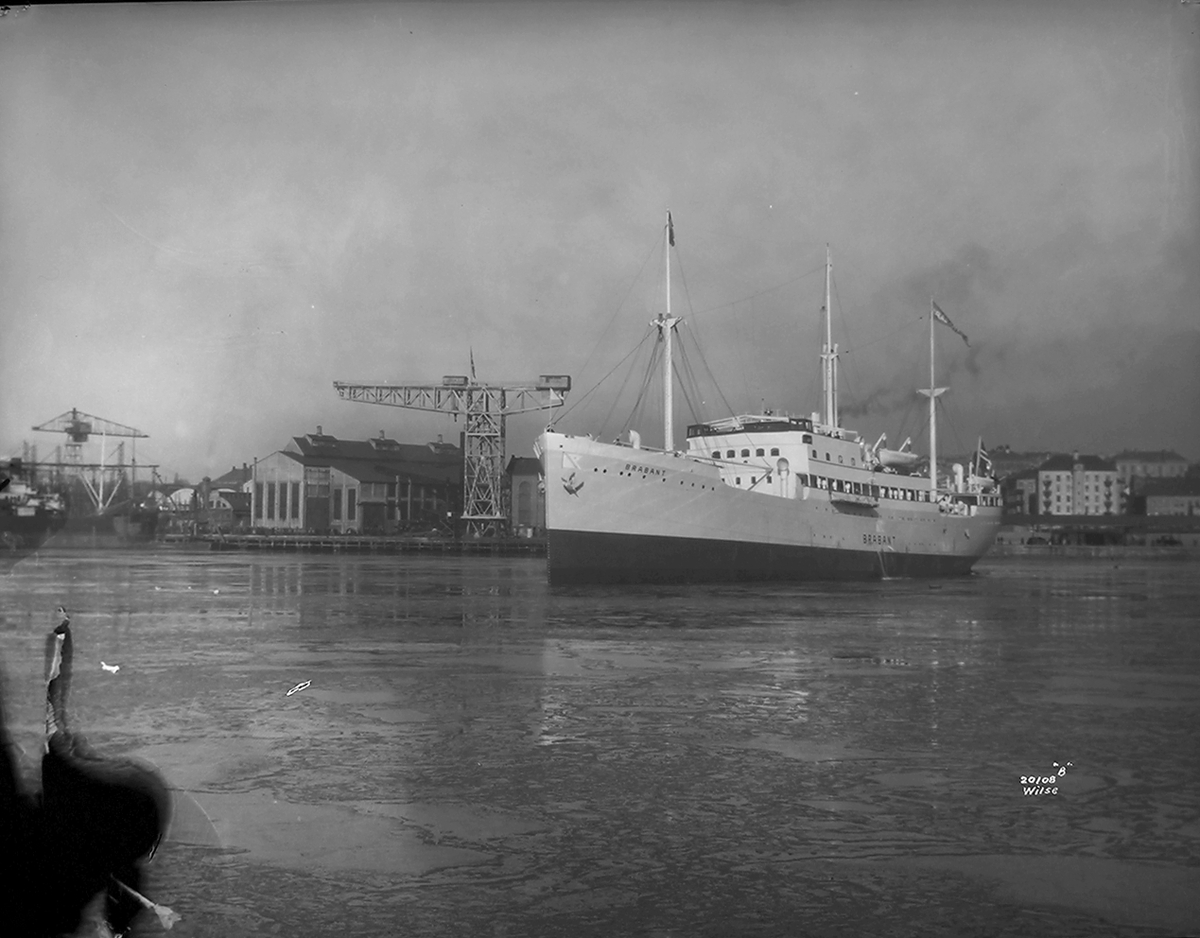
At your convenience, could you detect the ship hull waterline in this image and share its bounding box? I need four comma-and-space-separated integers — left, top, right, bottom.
541, 430, 1000, 586
548, 529, 980, 584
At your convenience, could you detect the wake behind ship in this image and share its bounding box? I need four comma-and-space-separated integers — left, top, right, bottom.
538, 217, 1002, 584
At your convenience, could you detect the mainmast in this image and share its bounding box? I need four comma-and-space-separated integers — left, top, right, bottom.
656, 210, 682, 451
820, 246, 838, 428
917, 301, 949, 494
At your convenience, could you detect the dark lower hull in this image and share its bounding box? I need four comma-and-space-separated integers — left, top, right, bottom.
548, 529, 981, 584
1, 512, 66, 566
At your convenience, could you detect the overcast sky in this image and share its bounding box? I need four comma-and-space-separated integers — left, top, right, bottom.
2, 0, 1197, 481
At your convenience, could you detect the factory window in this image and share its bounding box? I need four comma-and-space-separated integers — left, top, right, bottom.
266, 482, 275, 520
291, 482, 300, 519
332, 489, 342, 521
347, 488, 356, 521
254, 483, 263, 519
278, 482, 287, 520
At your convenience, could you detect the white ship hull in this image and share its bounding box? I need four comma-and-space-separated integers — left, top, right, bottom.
540, 429, 1001, 584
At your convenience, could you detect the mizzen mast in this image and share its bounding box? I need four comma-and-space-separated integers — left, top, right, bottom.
917, 301, 949, 494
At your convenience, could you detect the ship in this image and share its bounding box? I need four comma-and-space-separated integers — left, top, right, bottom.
537, 216, 1003, 584
1, 458, 68, 563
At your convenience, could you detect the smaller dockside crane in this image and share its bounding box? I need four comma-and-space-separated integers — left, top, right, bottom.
333, 374, 570, 538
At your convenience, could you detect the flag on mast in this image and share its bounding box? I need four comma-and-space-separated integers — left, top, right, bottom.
469, 348, 477, 382
667, 211, 675, 247
932, 300, 970, 347
974, 438, 992, 478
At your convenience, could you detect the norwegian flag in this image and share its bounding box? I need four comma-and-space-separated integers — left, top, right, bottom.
932, 300, 970, 347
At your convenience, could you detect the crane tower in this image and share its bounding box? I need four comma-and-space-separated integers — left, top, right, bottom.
333, 374, 569, 538
31, 408, 158, 515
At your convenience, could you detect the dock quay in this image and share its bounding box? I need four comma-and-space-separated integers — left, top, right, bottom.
165, 533, 547, 556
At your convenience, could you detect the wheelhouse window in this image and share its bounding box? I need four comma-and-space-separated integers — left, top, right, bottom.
770, 448, 779, 456
741, 449, 750, 458
756, 449, 764, 457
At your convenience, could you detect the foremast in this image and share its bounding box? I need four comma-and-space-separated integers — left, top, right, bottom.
655, 210, 682, 451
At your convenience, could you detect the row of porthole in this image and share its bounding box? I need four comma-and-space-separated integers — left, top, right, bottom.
598, 466, 715, 490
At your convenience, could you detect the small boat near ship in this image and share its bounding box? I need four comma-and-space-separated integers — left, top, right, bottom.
537, 216, 1002, 584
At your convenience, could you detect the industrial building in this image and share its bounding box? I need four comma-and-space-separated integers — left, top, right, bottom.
249, 428, 461, 534
506, 456, 545, 534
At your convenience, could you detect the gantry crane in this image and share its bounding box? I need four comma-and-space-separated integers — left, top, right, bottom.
31, 408, 158, 515
333, 373, 569, 538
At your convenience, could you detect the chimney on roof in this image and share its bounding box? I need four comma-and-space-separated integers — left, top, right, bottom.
437, 434, 443, 445
380, 430, 385, 439
317, 425, 323, 435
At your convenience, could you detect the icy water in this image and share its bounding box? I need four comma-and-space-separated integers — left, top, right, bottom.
1, 550, 1198, 938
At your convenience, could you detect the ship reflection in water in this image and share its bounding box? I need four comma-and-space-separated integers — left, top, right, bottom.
1, 552, 1197, 937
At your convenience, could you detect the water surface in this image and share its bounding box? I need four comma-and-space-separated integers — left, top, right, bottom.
2, 551, 1197, 936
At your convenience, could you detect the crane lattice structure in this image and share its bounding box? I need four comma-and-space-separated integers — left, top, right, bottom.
333, 374, 569, 538
31, 408, 157, 515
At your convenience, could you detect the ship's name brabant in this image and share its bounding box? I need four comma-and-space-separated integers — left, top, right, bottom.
624, 463, 666, 477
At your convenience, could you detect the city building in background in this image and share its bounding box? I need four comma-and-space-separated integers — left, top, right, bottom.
1037, 453, 1122, 516
1141, 477, 1200, 517
1002, 467, 1040, 516
1114, 450, 1190, 491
